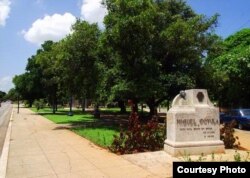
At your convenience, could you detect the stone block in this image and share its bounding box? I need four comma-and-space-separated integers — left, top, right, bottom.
164, 89, 225, 156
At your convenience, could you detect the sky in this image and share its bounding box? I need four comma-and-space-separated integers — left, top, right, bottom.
1, 0, 250, 93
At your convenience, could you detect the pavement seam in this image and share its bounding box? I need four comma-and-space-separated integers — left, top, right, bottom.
32, 119, 59, 178
120, 156, 161, 178
0, 108, 14, 178
69, 134, 156, 177
61, 129, 110, 177
32, 111, 109, 177
36, 110, 160, 177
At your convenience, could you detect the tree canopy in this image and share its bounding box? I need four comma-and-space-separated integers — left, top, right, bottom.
102, 0, 218, 113
0, 91, 6, 101
12, 0, 250, 113
208, 29, 250, 107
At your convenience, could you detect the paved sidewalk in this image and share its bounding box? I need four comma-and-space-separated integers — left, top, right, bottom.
5, 107, 250, 178
235, 129, 250, 151
6, 108, 171, 178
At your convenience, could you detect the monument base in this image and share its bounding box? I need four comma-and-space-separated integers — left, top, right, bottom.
164, 140, 225, 156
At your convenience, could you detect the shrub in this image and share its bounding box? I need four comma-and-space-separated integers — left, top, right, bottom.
220, 120, 240, 149
109, 111, 165, 154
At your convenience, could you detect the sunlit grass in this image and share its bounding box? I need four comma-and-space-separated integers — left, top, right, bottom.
30, 107, 121, 147
72, 127, 119, 147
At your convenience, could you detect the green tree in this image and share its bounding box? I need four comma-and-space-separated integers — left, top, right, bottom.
0, 91, 6, 101
35, 41, 62, 113
13, 54, 45, 107
103, 0, 218, 115
13, 72, 42, 107
5, 88, 18, 101
208, 29, 250, 107
58, 20, 101, 113
97, 33, 128, 112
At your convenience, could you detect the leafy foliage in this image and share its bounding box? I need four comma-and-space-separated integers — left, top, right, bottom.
4, 88, 18, 101
103, 0, 218, 114
0, 91, 6, 101
220, 120, 240, 149
12, 0, 225, 117
59, 20, 100, 100
207, 29, 250, 107
13, 69, 44, 107
109, 111, 165, 154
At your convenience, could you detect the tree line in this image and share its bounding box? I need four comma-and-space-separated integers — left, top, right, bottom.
7, 0, 250, 114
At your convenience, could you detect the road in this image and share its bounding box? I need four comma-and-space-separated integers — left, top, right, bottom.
0, 101, 12, 157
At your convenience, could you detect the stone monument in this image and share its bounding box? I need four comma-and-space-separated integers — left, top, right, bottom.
164, 89, 225, 156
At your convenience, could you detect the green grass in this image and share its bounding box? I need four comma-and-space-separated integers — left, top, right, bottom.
72, 126, 119, 147
30, 107, 121, 147
31, 107, 95, 124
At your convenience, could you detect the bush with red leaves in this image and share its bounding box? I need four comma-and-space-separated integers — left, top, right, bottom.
109, 111, 165, 154
220, 120, 240, 149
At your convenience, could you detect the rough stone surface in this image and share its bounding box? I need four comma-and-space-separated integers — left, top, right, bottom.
164, 89, 225, 156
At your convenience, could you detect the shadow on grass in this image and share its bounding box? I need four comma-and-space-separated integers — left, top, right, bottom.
38, 110, 91, 115
52, 117, 128, 130
31, 107, 128, 129
99, 109, 130, 115
70, 124, 121, 132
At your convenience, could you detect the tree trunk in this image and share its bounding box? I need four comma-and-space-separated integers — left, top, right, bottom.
81, 98, 85, 112
52, 86, 57, 114
55, 95, 57, 111
131, 100, 138, 113
55, 101, 57, 111
146, 98, 158, 116
85, 99, 88, 109
166, 100, 170, 110
52, 95, 56, 114
68, 96, 73, 116
28, 99, 32, 108
118, 100, 126, 113
94, 103, 100, 118
69, 96, 73, 112
148, 103, 157, 116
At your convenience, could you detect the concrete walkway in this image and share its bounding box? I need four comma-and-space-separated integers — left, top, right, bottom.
235, 129, 250, 151
6, 107, 250, 178
5, 107, 171, 178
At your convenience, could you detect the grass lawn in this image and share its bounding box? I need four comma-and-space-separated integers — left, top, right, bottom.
30, 107, 121, 147
30, 107, 95, 124
72, 126, 119, 147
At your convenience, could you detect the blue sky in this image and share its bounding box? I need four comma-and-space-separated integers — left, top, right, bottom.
1, 0, 250, 92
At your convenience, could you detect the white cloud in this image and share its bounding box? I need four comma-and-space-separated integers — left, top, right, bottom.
22, 13, 76, 45
81, 0, 107, 28
0, 0, 11, 26
0, 76, 13, 92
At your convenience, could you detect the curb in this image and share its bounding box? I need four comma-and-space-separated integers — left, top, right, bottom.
0, 109, 13, 178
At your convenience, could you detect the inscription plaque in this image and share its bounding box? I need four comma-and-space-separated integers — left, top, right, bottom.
164, 89, 225, 156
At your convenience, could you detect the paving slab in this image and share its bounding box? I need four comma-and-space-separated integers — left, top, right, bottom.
5, 107, 250, 178
6, 108, 168, 178
235, 129, 250, 151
